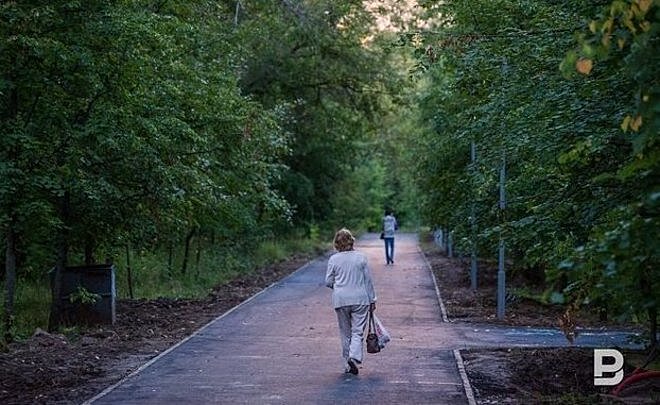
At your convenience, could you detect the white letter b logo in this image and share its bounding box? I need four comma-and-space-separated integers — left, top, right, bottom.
594, 349, 624, 386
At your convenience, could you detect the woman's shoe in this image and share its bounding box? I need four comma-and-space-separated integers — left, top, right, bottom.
347, 358, 359, 375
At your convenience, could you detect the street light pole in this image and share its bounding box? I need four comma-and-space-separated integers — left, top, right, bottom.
496, 57, 509, 320
470, 140, 478, 291
497, 153, 506, 319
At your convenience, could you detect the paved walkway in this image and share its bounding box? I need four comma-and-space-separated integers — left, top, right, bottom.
85, 233, 640, 405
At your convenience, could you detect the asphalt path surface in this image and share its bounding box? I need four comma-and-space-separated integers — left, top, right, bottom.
85, 233, 640, 404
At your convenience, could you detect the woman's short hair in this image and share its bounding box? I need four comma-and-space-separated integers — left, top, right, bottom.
333, 228, 355, 252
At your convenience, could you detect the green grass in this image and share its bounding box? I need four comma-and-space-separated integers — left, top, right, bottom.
254, 241, 289, 266
115, 247, 249, 299
119, 236, 326, 299
1, 236, 328, 343
0, 278, 51, 342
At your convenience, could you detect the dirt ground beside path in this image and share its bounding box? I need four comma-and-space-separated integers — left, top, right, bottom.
419, 236, 658, 404
0, 253, 321, 405
460, 347, 643, 404
2, 235, 654, 405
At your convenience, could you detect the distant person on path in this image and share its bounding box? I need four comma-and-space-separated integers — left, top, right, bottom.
382, 210, 398, 265
325, 228, 377, 375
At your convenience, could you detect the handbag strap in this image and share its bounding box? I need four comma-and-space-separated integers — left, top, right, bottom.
367, 309, 376, 334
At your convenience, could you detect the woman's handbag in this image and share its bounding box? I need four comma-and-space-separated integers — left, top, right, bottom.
379, 232, 385, 240
366, 310, 380, 353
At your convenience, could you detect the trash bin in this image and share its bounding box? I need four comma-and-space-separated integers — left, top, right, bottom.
56, 264, 116, 325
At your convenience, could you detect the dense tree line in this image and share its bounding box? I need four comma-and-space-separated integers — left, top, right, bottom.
0, 1, 407, 340
409, 0, 658, 345
5, 0, 653, 350
236, 1, 409, 231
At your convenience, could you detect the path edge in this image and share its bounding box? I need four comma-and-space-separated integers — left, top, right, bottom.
417, 244, 449, 323
453, 349, 478, 405
417, 241, 477, 405
82, 256, 323, 404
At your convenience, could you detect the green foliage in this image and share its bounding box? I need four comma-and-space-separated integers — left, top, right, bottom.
0, 1, 414, 335
0, 280, 50, 342
1, 0, 292, 257
557, 0, 660, 335
254, 241, 288, 266
114, 235, 327, 300
329, 161, 387, 232
0, 234, 325, 340
237, 0, 411, 229
68, 286, 101, 305
1, 0, 336, 332
410, 0, 659, 339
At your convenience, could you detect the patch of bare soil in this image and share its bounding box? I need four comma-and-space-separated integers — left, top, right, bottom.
461, 348, 599, 404
421, 239, 632, 328
462, 348, 659, 404
0, 252, 325, 405
420, 236, 658, 404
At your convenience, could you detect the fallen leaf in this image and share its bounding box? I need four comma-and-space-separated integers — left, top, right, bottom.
630, 115, 643, 132
621, 115, 632, 132
576, 58, 593, 75
639, 0, 651, 14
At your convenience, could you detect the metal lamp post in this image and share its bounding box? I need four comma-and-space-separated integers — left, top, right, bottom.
497, 153, 506, 319
470, 140, 478, 291
497, 58, 508, 320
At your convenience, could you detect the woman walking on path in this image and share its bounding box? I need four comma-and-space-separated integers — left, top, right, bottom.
382, 210, 398, 265
325, 228, 377, 375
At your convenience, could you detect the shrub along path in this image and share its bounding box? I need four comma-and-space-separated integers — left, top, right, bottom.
84, 234, 640, 404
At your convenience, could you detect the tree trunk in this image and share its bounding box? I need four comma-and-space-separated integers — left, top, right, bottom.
640, 266, 657, 348
4, 61, 19, 341
126, 244, 134, 299
280, 0, 307, 22
48, 192, 70, 332
84, 236, 95, 265
195, 231, 202, 267
4, 224, 17, 343
181, 228, 195, 274
649, 306, 657, 349
167, 242, 174, 277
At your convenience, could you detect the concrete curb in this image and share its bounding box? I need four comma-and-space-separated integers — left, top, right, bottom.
453, 349, 478, 405
417, 245, 449, 323
82, 257, 320, 404
418, 244, 477, 405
